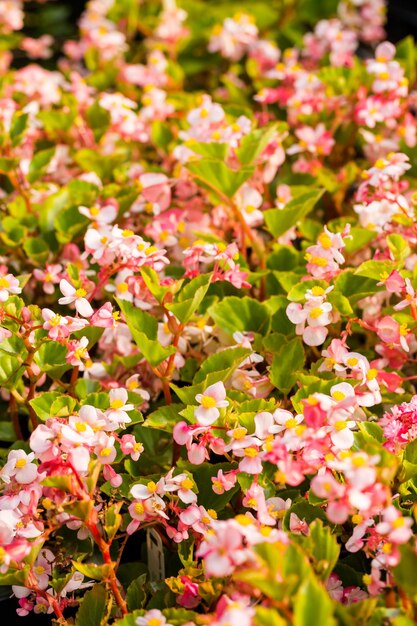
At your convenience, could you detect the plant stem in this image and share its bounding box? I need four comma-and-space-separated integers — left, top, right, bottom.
9, 394, 23, 440
87, 522, 128, 616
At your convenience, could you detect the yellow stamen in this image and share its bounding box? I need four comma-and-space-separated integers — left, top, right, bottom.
180, 478, 193, 490
200, 395, 216, 409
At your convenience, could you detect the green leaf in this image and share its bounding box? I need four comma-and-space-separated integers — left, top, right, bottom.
75, 583, 108, 626
344, 227, 376, 254
270, 337, 305, 394
0, 566, 29, 586
0, 353, 24, 389
140, 267, 170, 304
401, 438, 417, 481
72, 562, 112, 581
74, 148, 128, 181
27, 147, 55, 183
267, 245, 301, 271
34, 341, 70, 379
178, 537, 195, 567
0, 157, 18, 173
209, 296, 271, 335
193, 346, 251, 384
396, 36, 417, 85
187, 141, 228, 160
264, 189, 324, 238
38, 178, 98, 233
404, 438, 417, 464
393, 544, 417, 596
42, 475, 74, 491
39, 186, 71, 233
144, 404, 184, 432
55, 205, 89, 243
63, 499, 94, 521
38, 110, 76, 134
327, 291, 353, 316
116, 298, 175, 367
161, 608, 200, 625
354, 260, 396, 281
29, 391, 61, 421
254, 606, 287, 626
0, 421, 16, 442
10, 112, 28, 147
114, 612, 143, 626
386, 233, 411, 263
23, 237, 50, 264
303, 520, 340, 581
236, 123, 284, 166
86, 100, 111, 141
126, 574, 147, 611
104, 504, 122, 542
166, 276, 210, 324
293, 577, 336, 626
186, 158, 254, 198
151, 120, 173, 150
334, 270, 379, 303
50, 395, 78, 418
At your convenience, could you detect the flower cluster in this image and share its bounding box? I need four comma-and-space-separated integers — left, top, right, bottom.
1, 1, 417, 625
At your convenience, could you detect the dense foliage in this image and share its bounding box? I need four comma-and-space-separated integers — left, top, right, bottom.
2, 0, 417, 624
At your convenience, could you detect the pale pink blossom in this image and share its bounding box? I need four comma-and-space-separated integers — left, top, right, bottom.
0, 273, 21, 301
58, 279, 94, 317
194, 382, 229, 426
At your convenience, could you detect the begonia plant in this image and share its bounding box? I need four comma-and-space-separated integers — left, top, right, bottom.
1, 1, 417, 625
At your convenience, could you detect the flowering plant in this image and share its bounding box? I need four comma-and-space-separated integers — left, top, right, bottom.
1, 0, 417, 625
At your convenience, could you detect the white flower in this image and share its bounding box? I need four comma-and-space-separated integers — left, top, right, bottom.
58, 279, 93, 317
194, 382, 229, 426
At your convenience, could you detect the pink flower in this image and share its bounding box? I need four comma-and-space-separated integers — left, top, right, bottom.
287, 123, 335, 157
136, 609, 173, 626
79, 202, 117, 224
0, 273, 21, 301
329, 416, 356, 449
58, 279, 93, 317
311, 472, 345, 500
103, 465, 122, 488
378, 270, 405, 294
177, 575, 200, 608
33, 264, 62, 294
289, 513, 309, 535
106, 388, 134, 428
90, 302, 119, 328
212, 470, 237, 494
21, 35, 53, 59
234, 445, 264, 474
235, 184, 263, 226
286, 299, 332, 346
164, 471, 197, 504
94, 433, 117, 464
120, 434, 144, 461
394, 278, 417, 312
30, 549, 54, 590
375, 506, 413, 544
375, 316, 409, 352
208, 14, 258, 61
133, 173, 171, 215
42, 309, 70, 340
1, 450, 38, 485
66, 336, 90, 369
196, 521, 247, 576
194, 382, 229, 426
